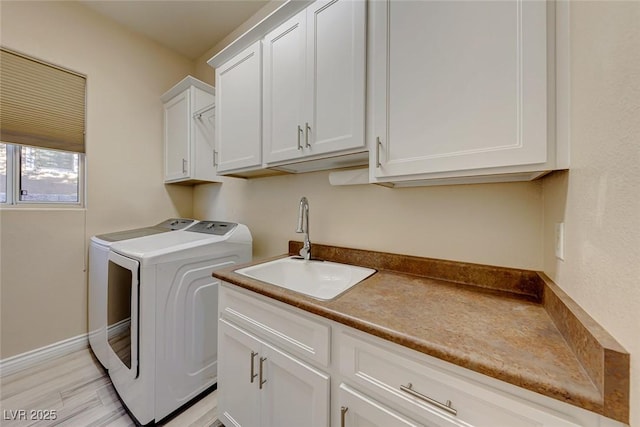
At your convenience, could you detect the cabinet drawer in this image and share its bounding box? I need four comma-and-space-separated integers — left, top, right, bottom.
220, 283, 330, 366
338, 331, 582, 427
339, 383, 424, 427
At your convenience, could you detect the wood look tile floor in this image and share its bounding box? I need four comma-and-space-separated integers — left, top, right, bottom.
0, 348, 221, 427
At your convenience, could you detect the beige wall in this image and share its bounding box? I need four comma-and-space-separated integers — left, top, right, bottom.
1, 210, 87, 359
194, 173, 544, 268
0, 1, 194, 358
543, 2, 640, 425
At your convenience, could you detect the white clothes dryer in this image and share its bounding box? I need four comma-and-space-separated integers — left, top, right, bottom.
88, 218, 196, 369
106, 221, 252, 425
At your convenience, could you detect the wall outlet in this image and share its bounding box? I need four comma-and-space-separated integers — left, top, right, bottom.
555, 222, 565, 260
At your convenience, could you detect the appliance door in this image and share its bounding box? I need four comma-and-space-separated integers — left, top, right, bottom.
107, 250, 140, 379
88, 240, 110, 369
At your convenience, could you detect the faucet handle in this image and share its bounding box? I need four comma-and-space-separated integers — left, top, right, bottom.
299, 246, 309, 259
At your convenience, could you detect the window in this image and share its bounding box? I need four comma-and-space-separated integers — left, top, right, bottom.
0, 143, 84, 206
0, 143, 6, 203
1, 47, 86, 207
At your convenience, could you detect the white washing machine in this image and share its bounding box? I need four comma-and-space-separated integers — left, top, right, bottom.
106, 221, 252, 425
88, 218, 196, 369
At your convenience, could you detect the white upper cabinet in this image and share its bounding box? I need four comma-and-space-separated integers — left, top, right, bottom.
215, 41, 263, 175
263, 0, 366, 166
163, 90, 190, 182
263, 10, 307, 164
162, 76, 218, 184
369, 0, 564, 186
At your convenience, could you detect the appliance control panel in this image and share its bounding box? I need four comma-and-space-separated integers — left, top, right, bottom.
187, 221, 237, 235
157, 218, 196, 230
96, 218, 196, 242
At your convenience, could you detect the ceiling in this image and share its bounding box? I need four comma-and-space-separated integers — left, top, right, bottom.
80, 0, 272, 60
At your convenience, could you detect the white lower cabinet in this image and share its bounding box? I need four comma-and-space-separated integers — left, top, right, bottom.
261, 340, 330, 427
218, 284, 623, 427
218, 319, 261, 427
218, 318, 329, 427
338, 384, 423, 427
337, 330, 583, 427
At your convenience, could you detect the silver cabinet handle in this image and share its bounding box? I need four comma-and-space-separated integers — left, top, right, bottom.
182, 158, 187, 174
305, 122, 311, 148
297, 125, 303, 150
400, 383, 457, 416
259, 356, 267, 389
213, 150, 218, 167
375, 137, 382, 168
340, 406, 348, 427
250, 351, 258, 383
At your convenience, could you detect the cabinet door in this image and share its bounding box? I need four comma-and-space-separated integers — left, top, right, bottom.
371, 0, 548, 178
191, 86, 217, 182
218, 319, 261, 427
339, 331, 585, 427
263, 10, 307, 164
261, 341, 330, 427
192, 103, 217, 181
338, 384, 424, 427
164, 89, 190, 181
216, 41, 263, 173
306, 0, 366, 155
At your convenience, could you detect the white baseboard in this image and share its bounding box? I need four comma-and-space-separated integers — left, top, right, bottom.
107, 318, 130, 337
0, 333, 89, 378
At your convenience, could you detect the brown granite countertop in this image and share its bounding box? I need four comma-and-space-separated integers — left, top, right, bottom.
213, 242, 629, 424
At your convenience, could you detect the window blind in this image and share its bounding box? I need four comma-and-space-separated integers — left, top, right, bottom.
0, 48, 86, 153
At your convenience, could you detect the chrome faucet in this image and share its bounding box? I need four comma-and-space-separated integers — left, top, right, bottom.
296, 196, 311, 260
